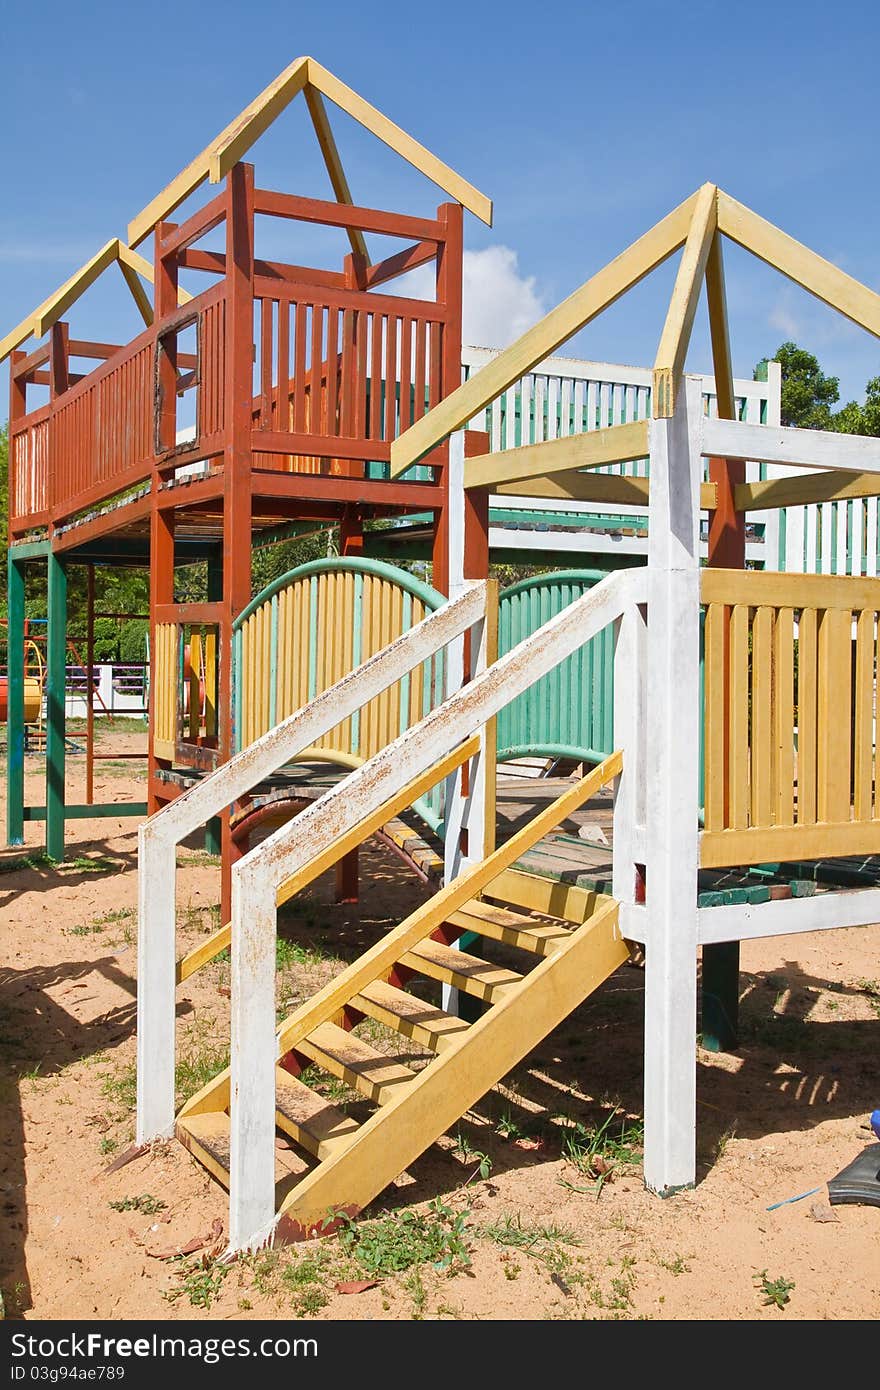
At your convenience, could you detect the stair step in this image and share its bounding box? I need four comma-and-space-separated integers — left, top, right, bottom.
177, 1112, 231, 1189
351, 980, 470, 1052
296, 1021, 418, 1105
447, 899, 572, 957
400, 938, 522, 1001
274, 1067, 361, 1160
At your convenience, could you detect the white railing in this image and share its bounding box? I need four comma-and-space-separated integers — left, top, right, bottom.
136, 581, 488, 1143
225, 564, 646, 1247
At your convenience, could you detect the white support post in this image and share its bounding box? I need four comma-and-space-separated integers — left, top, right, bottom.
136, 827, 178, 1142
228, 865, 278, 1251
612, 599, 647, 909
444, 429, 471, 1013
643, 375, 702, 1196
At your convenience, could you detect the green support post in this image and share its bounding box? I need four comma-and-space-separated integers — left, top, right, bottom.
45, 551, 67, 861
700, 941, 740, 1052
6, 554, 26, 846
205, 546, 223, 856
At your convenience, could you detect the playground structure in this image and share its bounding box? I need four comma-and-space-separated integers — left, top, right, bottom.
5, 58, 880, 1252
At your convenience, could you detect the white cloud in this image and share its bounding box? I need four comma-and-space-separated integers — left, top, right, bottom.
460, 246, 545, 349
396, 244, 545, 351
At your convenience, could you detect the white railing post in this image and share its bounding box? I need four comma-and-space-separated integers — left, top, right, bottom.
136, 825, 178, 1142
228, 865, 278, 1251
612, 599, 647, 909
643, 375, 702, 1196
443, 429, 468, 1013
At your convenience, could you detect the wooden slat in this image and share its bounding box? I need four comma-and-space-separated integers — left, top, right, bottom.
701, 819, 880, 868
484, 868, 605, 925
296, 1021, 416, 1106
817, 606, 853, 822
351, 980, 469, 1052
853, 608, 875, 821
736, 469, 880, 513
797, 608, 818, 825
773, 607, 795, 826
400, 938, 522, 1002
701, 566, 880, 611
177, 1112, 231, 1188
447, 901, 571, 957
274, 1067, 360, 1160
750, 606, 773, 827
729, 604, 750, 830
303, 84, 370, 265
464, 418, 650, 490
703, 602, 727, 831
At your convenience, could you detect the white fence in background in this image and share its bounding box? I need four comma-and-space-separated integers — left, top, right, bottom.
64, 663, 147, 718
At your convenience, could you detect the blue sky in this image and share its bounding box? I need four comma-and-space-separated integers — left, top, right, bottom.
3, 0, 879, 411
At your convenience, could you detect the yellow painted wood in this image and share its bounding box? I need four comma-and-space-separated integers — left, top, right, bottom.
128, 57, 310, 245
176, 922, 232, 985
274, 1066, 361, 1160
275, 899, 628, 1233
729, 603, 750, 830
736, 470, 880, 513
704, 231, 736, 421
305, 60, 492, 227
189, 754, 622, 1124
483, 868, 604, 925
817, 606, 853, 823
497, 473, 717, 510
701, 566, 880, 612
797, 607, 818, 825
352, 979, 470, 1053
653, 183, 717, 417
176, 1113, 232, 1188
275, 752, 620, 1052
204, 627, 217, 739
717, 189, 880, 338
703, 602, 727, 832
117, 256, 154, 328
751, 605, 773, 827
464, 419, 650, 490
303, 84, 370, 266
400, 937, 522, 1002
296, 1021, 416, 1107
275, 734, 480, 906
446, 900, 571, 956
773, 606, 795, 825
178, 1069, 231, 1120
854, 608, 876, 821
701, 818, 880, 868
390, 189, 700, 475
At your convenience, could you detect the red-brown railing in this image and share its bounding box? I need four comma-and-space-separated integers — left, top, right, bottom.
251, 285, 444, 475
10, 406, 51, 531
50, 329, 155, 521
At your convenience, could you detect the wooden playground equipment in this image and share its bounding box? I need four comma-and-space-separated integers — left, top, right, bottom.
5, 59, 880, 1251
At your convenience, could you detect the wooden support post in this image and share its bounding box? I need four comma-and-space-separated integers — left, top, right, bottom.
205, 548, 223, 856
6, 553, 26, 846
702, 233, 743, 1054
148, 508, 175, 812
220, 163, 256, 923
45, 551, 68, 861
643, 377, 702, 1196
340, 505, 364, 556
335, 849, 359, 904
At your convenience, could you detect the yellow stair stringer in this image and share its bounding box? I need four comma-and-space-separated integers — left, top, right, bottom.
275, 896, 628, 1239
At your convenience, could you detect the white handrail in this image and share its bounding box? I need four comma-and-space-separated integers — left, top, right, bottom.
136, 579, 487, 1146
227, 564, 646, 1248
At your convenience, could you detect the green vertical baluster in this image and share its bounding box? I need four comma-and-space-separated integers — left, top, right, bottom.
6, 554, 26, 846
45, 552, 67, 861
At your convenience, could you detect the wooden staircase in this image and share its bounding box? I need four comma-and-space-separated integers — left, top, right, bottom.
177, 861, 629, 1238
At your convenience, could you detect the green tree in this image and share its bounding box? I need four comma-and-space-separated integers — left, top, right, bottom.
834, 376, 880, 437
755, 342, 840, 429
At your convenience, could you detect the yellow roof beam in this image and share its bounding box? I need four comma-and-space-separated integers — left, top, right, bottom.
390, 187, 700, 475
652, 182, 717, 417
717, 189, 880, 338
464, 419, 649, 490
128, 55, 492, 249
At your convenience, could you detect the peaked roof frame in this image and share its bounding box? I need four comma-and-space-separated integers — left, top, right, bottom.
389, 183, 880, 476
126, 55, 493, 249
0, 241, 192, 364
